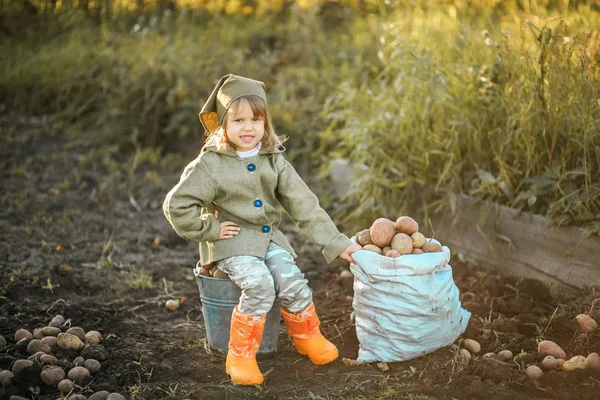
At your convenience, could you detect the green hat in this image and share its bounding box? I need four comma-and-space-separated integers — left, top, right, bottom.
199, 74, 267, 134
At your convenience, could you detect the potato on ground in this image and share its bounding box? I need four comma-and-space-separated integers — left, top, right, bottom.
391, 233, 413, 255
369, 218, 396, 247
395, 216, 419, 235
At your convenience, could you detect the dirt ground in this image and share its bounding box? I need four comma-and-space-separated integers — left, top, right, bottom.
1, 116, 599, 400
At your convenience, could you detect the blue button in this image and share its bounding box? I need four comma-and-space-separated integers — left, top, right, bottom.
254, 199, 263, 207
261, 225, 270, 233
247, 163, 256, 172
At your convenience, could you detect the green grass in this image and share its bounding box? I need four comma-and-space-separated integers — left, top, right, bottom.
1, 1, 599, 232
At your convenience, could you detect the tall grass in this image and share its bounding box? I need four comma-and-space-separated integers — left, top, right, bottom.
321, 8, 600, 234
1, 1, 599, 232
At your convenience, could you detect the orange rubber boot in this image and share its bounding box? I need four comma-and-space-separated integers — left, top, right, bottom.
281, 302, 339, 365
225, 306, 266, 385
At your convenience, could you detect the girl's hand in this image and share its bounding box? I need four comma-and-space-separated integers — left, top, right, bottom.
214, 209, 240, 240
339, 243, 362, 263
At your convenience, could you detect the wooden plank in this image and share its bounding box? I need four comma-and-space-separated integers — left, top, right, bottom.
425, 195, 600, 289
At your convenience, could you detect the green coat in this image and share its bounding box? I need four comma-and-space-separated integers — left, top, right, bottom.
163, 144, 351, 265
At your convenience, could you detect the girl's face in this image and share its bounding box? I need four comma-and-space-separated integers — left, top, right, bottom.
224, 99, 265, 152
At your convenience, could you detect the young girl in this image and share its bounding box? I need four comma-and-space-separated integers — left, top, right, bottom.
163, 74, 361, 385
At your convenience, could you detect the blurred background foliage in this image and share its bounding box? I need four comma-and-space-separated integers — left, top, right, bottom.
1, 0, 599, 233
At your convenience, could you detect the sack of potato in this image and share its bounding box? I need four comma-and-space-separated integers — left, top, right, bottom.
349, 216, 471, 363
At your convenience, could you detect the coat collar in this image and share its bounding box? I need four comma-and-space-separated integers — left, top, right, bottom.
201, 143, 286, 157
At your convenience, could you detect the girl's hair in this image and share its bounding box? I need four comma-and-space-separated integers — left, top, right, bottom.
208, 95, 287, 152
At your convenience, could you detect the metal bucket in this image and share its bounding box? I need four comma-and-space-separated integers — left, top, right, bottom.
194, 263, 280, 355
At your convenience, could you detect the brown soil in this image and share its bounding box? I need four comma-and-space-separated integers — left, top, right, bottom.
1, 117, 599, 400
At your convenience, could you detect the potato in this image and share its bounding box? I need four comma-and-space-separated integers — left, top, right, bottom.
165, 299, 180, 311
41, 366, 65, 386
41, 336, 58, 348
541, 355, 558, 370
66, 327, 86, 342
85, 331, 102, 344
198, 267, 211, 277
363, 244, 383, 254
58, 379, 74, 393
422, 242, 443, 253
563, 355, 586, 371
11, 359, 34, 375
395, 216, 419, 235
385, 249, 401, 258
57, 333, 85, 351
370, 218, 396, 247
410, 232, 426, 248
0, 370, 13, 384
356, 229, 373, 246
391, 233, 413, 255
537, 340, 566, 360
49, 315, 65, 328
107, 393, 127, 400
40, 354, 58, 365
459, 349, 471, 363
585, 352, 600, 371
382, 246, 392, 255
411, 248, 424, 255
88, 391, 111, 400
213, 269, 229, 279
497, 350, 513, 361
67, 366, 90, 383
41, 326, 61, 337
556, 358, 565, 368
576, 314, 597, 332
15, 329, 32, 342
209, 266, 218, 277
84, 359, 102, 374
27, 339, 51, 355
463, 339, 481, 354
525, 365, 543, 379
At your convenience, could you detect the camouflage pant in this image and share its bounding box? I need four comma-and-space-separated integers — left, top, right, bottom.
216, 241, 312, 316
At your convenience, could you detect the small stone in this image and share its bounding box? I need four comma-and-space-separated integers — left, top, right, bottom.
58, 333, 85, 350
526, 365, 543, 379
41, 366, 66, 386
81, 343, 108, 361
73, 356, 85, 367
41, 336, 58, 348
66, 327, 86, 342
88, 391, 110, 400
84, 359, 101, 374
11, 359, 34, 375
107, 394, 126, 400
0, 369, 14, 384
58, 378, 74, 393
463, 339, 481, 354
27, 339, 51, 354
41, 326, 62, 337
40, 354, 58, 365
0, 336, 6, 350
15, 329, 32, 342
85, 331, 102, 344
563, 355, 587, 371
67, 366, 90, 383
49, 315, 65, 328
